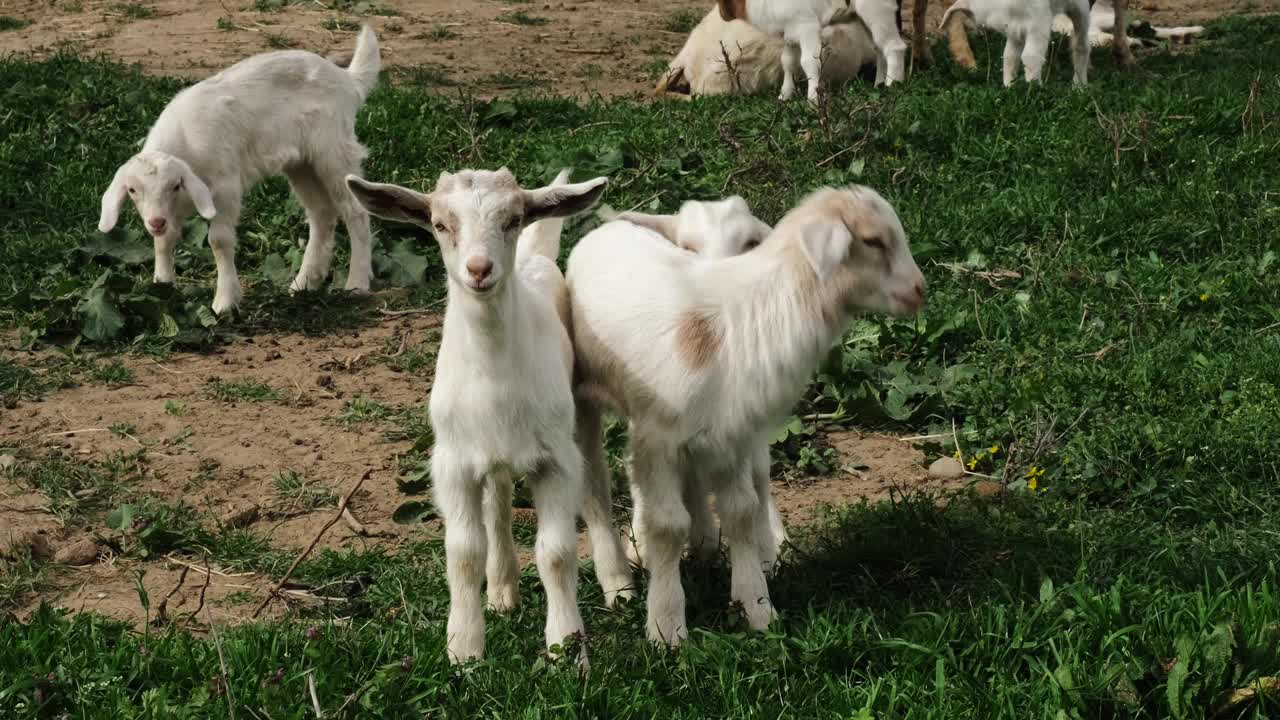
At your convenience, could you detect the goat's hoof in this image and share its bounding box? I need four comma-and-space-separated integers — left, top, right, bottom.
210, 294, 241, 316
646, 617, 688, 648
447, 639, 484, 665
486, 586, 520, 614
604, 586, 636, 609
743, 602, 777, 631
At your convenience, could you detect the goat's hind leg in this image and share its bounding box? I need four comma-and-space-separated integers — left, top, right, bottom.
576, 400, 635, 607
779, 42, 801, 101
632, 441, 691, 646
1066, 0, 1091, 85
484, 469, 520, 612
285, 165, 339, 293
713, 459, 776, 632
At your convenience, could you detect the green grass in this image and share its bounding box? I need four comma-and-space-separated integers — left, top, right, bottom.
662, 9, 701, 35
0, 15, 32, 31
109, 2, 154, 20
1, 15, 1279, 718
412, 26, 457, 41
205, 378, 281, 403
272, 470, 337, 511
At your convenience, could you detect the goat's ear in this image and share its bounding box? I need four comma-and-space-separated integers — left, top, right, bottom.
98, 165, 129, 233
614, 211, 680, 243
717, 0, 747, 22
180, 165, 217, 220
345, 175, 433, 228
799, 219, 853, 280
523, 177, 608, 223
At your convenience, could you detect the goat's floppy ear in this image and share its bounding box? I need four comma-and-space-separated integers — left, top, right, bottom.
717, 0, 748, 22
345, 175, 433, 228
523, 177, 608, 223
799, 219, 853, 280
98, 165, 129, 233
180, 165, 217, 220
614, 211, 679, 243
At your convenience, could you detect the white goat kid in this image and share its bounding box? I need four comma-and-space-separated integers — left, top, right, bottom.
603, 198, 786, 568
344, 168, 609, 665
716, 0, 907, 102
569, 186, 926, 646
941, 0, 1091, 86
98, 26, 381, 315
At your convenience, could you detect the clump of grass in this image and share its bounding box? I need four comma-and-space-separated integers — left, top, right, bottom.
205, 378, 281, 403
215, 16, 236, 31
496, 11, 548, 26
110, 2, 155, 20
0, 15, 33, 31
263, 33, 297, 49
272, 470, 337, 511
334, 395, 395, 426
89, 359, 133, 385
412, 26, 457, 41
13, 450, 144, 520
322, 17, 360, 32
662, 9, 700, 35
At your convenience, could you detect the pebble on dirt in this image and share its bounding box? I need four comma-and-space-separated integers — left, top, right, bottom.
54, 538, 101, 566
928, 456, 965, 480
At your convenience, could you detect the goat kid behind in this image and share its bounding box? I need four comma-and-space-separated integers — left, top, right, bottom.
941, 0, 1091, 86
345, 168, 609, 666
99, 26, 380, 314
569, 185, 925, 646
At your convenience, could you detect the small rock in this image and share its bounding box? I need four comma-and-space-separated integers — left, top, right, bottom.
219, 502, 260, 529
928, 457, 965, 481
973, 480, 1005, 498
54, 538, 101, 566
316, 374, 335, 389
0, 454, 16, 471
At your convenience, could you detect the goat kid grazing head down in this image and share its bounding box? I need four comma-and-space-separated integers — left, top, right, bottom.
345, 169, 606, 299
98, 150, 216, 282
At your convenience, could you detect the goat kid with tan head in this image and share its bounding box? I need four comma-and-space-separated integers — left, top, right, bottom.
345, 168, 615, 666
98, 26, 381, 315
602, 197, 787, 569
569, 185, 926, 646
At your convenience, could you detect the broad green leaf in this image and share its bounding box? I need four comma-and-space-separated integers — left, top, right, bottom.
78, 286, 126, 341
260, 252, 295, 287
107, 504, 136, 531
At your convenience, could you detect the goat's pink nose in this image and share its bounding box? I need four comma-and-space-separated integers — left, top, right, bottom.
148, 218, 167, 233
465, 257, 493, 283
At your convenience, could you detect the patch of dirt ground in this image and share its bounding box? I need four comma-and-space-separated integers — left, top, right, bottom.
2, 308, 963, 627
0, 0, 1268, 99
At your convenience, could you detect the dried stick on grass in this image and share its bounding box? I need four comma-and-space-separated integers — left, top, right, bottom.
252, 469, 371, 619
154, 564, 190, 624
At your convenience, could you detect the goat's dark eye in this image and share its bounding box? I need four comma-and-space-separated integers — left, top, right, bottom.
433, 223, 448, 234
743, 240, 760, 251
505, 217, 522, 232
127, 187, 136, 195
863, 236, 886, 250
173, 181, 182, 192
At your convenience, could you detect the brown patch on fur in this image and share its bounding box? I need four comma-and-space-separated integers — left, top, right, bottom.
943, 8, 978, 70
717, 0, 748, 22
676, 310, 722, 369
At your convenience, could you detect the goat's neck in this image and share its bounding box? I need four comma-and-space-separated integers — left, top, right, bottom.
711, 246, 852, 420
443, 278, 522, 354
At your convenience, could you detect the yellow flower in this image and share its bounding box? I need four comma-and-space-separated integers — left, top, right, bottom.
1026, 466, 1045, 480
1200, 293, 1209, 302
953, 449, 962, 461
968, 458, 978, 470
989, 445, 999, 455
1028, 478, 1038, 491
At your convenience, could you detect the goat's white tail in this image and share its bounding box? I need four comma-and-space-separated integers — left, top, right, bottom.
347, 25, 381, 100
517, 168, 574, 263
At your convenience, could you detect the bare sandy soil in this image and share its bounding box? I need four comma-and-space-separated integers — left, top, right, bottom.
0, 0, 1270, 98
2, 309, 952, 628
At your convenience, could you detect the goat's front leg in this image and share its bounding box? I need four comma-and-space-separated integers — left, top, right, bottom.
576, 400, 635, 607
862, 2, 908, 84
434, 452, 487, 663
152, 230, 178, 285
749, 442, 784, 575
714, 460, 776, 631
207, 217, 243, 315
795, 27, 825, 104
1020, 26, 1051, 84
1066, 0, 1091, 85
632, 442, 690, 647
286, 165, 338, 293
779, 42, 801, 101
1111, 0, 1135, 67
530, 446, 588, 665
484, 469, 519, 613
1002, 31, 1026, 87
